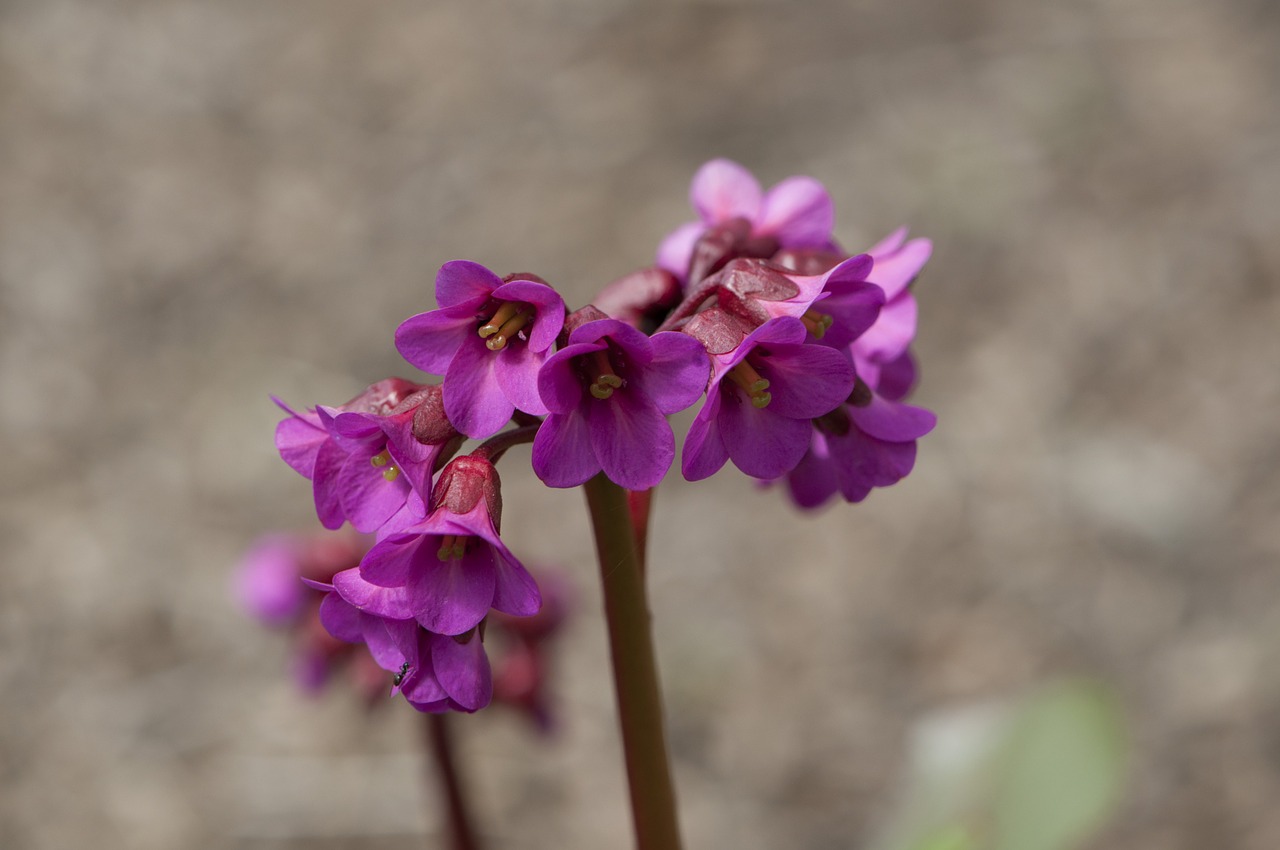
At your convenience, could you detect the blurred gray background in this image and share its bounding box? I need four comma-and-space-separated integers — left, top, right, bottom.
2, 0, 1278, 848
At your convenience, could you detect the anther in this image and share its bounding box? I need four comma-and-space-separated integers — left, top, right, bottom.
370, 449, 391, 468
381, 466, 400, 482
482, 306, 534, 351
800, 309, 834, 340
588, 350, 624, 400
436, 535, 468, 561
727, 360, 772, 408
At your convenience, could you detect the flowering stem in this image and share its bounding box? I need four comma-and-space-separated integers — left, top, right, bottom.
627, 488, 654, 574
471, 424, 540, 464
583, 474, 683, 850
424, 713, 482, 850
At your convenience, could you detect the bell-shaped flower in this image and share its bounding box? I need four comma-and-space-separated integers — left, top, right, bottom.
682, 316, 855, 481
395, 261, 566, 438
313, 581, 492, 712
532, 314, 709, 490
333, 456, 541, 637
658, 159, 839, 284
782, 380, 936, 508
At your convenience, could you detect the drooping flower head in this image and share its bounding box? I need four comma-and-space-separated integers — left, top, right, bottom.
396, 261, 566, 438
313, 581, 492, 712
532, 309, 709, 491
658, 159, 838, 285
333, 455, 541, 637
682, 316, 857, 481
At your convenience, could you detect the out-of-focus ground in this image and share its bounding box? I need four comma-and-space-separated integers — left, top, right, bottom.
2, 0, 1278, 848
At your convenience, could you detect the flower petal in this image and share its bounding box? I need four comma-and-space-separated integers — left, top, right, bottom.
816, 279, 886, 349
681, 392, 730, 481
691, 159, 762, 224
272, 398, 328, 478
784, 439, 841, 510
444, 335, 512, 438
718, 392, 812, 479
755, 343, 855, 420
532, 410, 601, 489
395, 310, 476, 375
758, 176, 834, 246
494, 340, 550, 416
318, 591, 365, 643
311, 439, 348, 529
411, 547, 497, 636
333, 567, 416, 619
537, 342, 599, 414
875, 350, 918, 401
492, 280, 565, 353
854, 294, 917, 364
435, 260, 501, 308
636, 332, 710, 414
867, 236, 932, 301
848, 394, 936, 442
587, 389, 674, 491
656, 220, 705, 279
339, 450, 410, 533
430, 632, 492, 711
489, 541, 542, 617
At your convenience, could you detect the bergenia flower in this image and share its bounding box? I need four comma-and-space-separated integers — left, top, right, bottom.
314, 581, 492, 712
315, 384, 462, 534
273, 378, 442, 531
657, 158, 838, 284
395, 261, 566, 438
682, 316, 856, 481
333, 456, 541, 637
532, 313, 708, 490
783, 382, 936, 508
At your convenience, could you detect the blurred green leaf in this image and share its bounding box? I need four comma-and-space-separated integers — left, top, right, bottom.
875, 680, 1127, 850
990, 681, 1127, 850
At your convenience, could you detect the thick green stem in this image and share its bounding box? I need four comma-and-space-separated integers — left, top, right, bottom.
583, 474, 683, 850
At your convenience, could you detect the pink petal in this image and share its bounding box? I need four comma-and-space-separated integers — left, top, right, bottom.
395, 310, 476, 375
756, 343, 855, 420
681, 392, 729, 481
537, 343, 598, 414
493, 341, 550, 416
854, 294, 917, 364
532, 411, 600, 488
443, 336, 512, 438
435, 260, 502, 309
848, 394, 936, 442
333, 567, 416, 620
430, 632, 493, 711
635, 332, 710, 415
691, 159, 762, 224
758, 176, 834, 246
586, 389, 674, 491
656, 221, 705, 279
718, 394, 812, 479
867, 237, 932, 301
412, 547, 497, 636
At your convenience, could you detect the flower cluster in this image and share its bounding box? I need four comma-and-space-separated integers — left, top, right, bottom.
272, 159, 934, 713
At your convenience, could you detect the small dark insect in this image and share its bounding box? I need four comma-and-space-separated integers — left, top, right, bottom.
393, 662, 410, 687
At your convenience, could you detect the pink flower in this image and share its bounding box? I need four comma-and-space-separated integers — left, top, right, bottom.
658, 159, 838, 284
395, 262, 565, 438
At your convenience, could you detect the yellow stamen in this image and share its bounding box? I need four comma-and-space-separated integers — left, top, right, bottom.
800, 309, 834, 340
478, 302, 522, 338
370, 449, 391, 468
436, 534, 468, 561
727, 360, 772, 408
484, 309, 534, 351
381, 466, 400, 482
588, 350, 624, 400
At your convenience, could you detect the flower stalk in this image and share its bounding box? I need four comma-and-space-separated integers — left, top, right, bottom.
584, 474, 683, 850
425, 713, 482, 850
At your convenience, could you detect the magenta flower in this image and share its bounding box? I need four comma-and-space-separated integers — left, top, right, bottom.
657, 159, 838, 283
273, 378, 457, 532
532, 317, 708, 490
783, 384, 937, 508
395, 261, 566, 438
334, 456, 540, 637
315, 582, 492, 712
682, 316, 855, 481
235, 534, 308, 626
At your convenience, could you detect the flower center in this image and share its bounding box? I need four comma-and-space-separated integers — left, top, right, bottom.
799, 309, 833, 340
587, 349, 624, 400
727, 360, 772, 408
436, 534, 470, 561
369, 449, 400, 482
478, 301, 534, 351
